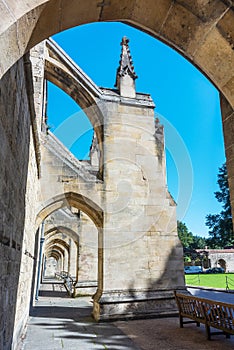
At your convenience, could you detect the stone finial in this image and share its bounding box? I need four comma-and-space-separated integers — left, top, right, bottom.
115, 36, 138, 98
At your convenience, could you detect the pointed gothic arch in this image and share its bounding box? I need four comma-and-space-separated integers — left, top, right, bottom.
45, 226, 79, 244
37, 192, 103, 229
45, 238, 70, 252
0, 2, 232, 106
0, 1, 232, 219
37, 191, 103, 302
44, 39, 104, 173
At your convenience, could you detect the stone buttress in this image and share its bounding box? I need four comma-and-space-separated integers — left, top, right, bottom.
92, 37, 185, 320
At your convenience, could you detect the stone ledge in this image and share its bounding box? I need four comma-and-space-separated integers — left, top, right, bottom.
100, 88, 155, 108
93, 288, 187, 321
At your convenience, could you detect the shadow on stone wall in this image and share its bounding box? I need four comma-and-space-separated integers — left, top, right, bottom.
118, 243, 185, 319
0, 57, 31, 349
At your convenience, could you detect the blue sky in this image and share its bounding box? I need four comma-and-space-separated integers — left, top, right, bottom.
47, 22, 226, 238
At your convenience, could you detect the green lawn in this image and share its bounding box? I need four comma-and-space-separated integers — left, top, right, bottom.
185, 273, 234, 289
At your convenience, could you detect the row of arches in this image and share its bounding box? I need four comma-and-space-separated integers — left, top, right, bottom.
35, 192, 102, 299
32, 38, 105, 316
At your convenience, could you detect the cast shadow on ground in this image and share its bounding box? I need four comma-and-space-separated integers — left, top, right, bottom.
29, 302, 141, 349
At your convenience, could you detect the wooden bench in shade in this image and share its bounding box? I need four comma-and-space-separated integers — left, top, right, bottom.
174, 291, 234, 340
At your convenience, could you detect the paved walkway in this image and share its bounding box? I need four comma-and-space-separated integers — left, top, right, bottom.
19, 283, 234, 350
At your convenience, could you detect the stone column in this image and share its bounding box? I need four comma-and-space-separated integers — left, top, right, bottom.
72, 242, 79, 297
68, 239, 71, 274
58, 256, 63, 272
69, 239, 77, 277
221, 95, 234, 225
76, 212, 98, 295
64, 251, 68, 272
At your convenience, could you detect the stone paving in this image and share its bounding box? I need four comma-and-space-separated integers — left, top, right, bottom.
19, 282, 141, 350
19, 283, 234, 350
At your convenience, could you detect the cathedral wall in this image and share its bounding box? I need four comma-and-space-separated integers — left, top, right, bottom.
12, 127, 40, 350
0, 57, 40, 349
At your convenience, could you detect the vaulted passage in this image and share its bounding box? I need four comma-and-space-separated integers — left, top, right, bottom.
0, 2, 233, 349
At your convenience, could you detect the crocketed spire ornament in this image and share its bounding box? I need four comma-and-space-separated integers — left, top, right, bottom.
115, 36, 137, 98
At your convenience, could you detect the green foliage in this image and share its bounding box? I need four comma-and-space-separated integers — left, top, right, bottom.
205, 163, 234, 248
177, 221, 206, 249
190, 235, 207, 249
177, 221, 208, 265
177, 221, 194, 248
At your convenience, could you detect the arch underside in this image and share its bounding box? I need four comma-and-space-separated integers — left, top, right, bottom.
45, 226, 79, 244
46, 244, 65, 256
44, 38, 104, 171
1, 2, 233, 220
0, 1, 233, 108
37, 192, 103, 229
45, 238, 70, 252
48, 250, 61, 260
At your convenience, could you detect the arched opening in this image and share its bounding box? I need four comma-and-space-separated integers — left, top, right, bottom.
45, 239, 69, 273
43, 38, 104, 176
0, 2, 233, 348
47, 82, 95, 161
0, 4, 233, 209
45, 243, 65, 270
41, 211, 98, 296
36, 192, 103, 310
37, 192, 103, 229
45, 226, 79, 244
41, 211, 81, 282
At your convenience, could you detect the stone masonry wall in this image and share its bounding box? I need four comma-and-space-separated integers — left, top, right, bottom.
92, 99, 185, 320
208, 251, 234, 273
0, 58, 32, 350
12, 127, 40, 349
102, 101, 184, 292
77, 212, 98, 294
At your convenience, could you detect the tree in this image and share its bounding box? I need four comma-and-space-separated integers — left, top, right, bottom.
177, 221, 206, 249
190, 235, 207, 250
177, 221, 207, 265
177, 221, 194, 248
205, 163, 234, 248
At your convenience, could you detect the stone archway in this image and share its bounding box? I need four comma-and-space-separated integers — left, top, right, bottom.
45, 243, 66, 272
45, 226, 79, 244
44, 217, 99, 295
37, 191, 103, 307
0, 0, 233, 220
0, 2, 232, 104
43, 38, 104, 174
37, 192, 103, 229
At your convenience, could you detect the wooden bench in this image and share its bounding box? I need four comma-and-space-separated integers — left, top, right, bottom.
174, 291, 234, 340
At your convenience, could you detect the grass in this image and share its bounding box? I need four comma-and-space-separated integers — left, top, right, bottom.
185, 273, 234, 289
